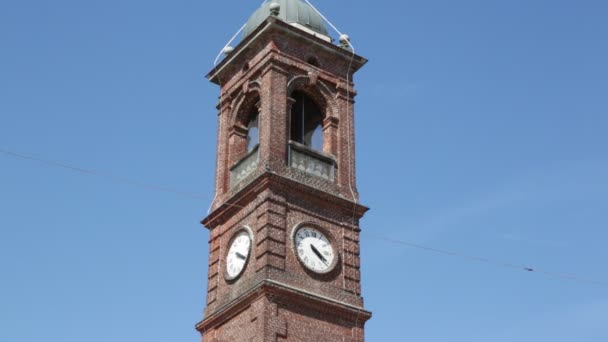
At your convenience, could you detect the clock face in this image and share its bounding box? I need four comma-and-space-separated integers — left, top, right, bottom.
225, 231, 252, 280
294, 226, 336, 273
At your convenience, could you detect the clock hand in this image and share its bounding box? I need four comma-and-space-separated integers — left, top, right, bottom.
310, 244, 328, 264
236, 252, 247, 260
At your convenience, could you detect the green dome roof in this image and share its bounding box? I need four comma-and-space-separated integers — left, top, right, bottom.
243, 0, 329, 38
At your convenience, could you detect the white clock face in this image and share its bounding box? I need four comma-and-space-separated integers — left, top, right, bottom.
226, 231, 252, 280
294, 226, 336, 273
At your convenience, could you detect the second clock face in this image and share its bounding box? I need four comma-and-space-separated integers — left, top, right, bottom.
226, 231, 252, 280
294, 226, 336, 273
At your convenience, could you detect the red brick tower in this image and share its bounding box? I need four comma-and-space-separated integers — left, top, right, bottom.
196, 1, 370, 340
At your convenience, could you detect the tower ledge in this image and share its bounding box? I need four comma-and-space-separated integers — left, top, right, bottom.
207, 16, 367, 86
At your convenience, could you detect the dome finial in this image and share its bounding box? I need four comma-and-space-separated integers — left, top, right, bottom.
339, 34, 351, 49
269, 2, 280, 16
243, 0, 329, 39
222, 46, 234, 55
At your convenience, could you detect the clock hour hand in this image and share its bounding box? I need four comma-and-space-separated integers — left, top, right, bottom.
310, 244, 328, 264
236, 252, 247, 260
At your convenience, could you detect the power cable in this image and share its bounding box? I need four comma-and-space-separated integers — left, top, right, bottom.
365, 233, 608, 288
2, 146, 607, 289
0, 147, 207, 201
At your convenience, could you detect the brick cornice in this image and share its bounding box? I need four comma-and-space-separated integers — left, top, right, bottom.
196, 279, 371, 333
208, 17, 366, 85
229, 125, 248, 138
202, 172, 369, 229
219, 51, 342, 105
323, 115, 340, 129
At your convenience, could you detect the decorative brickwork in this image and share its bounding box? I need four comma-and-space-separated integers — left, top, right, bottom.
197, 16, 370, 341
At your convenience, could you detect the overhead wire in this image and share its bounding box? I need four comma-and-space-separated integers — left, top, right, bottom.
2, 146, 607, 289
365, 233, 608, 288
3, 0, 608, 296
0, 147, 206, 200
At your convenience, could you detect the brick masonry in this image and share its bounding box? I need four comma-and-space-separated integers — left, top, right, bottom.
197, 17, 371, 341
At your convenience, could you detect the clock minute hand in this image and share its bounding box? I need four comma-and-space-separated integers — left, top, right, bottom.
236, 252, 247, 260
310, 244, 328, 264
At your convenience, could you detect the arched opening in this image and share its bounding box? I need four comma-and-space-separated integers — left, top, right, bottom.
288, 90, 335, 181
246, 107, 259, 152
229, 96, 261, 188
290, 91, 324, 151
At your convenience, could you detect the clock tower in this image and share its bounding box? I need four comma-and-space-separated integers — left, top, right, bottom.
196, 1, 371, 340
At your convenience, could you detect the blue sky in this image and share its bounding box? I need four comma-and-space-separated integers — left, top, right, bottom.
1, 0, 607, 341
